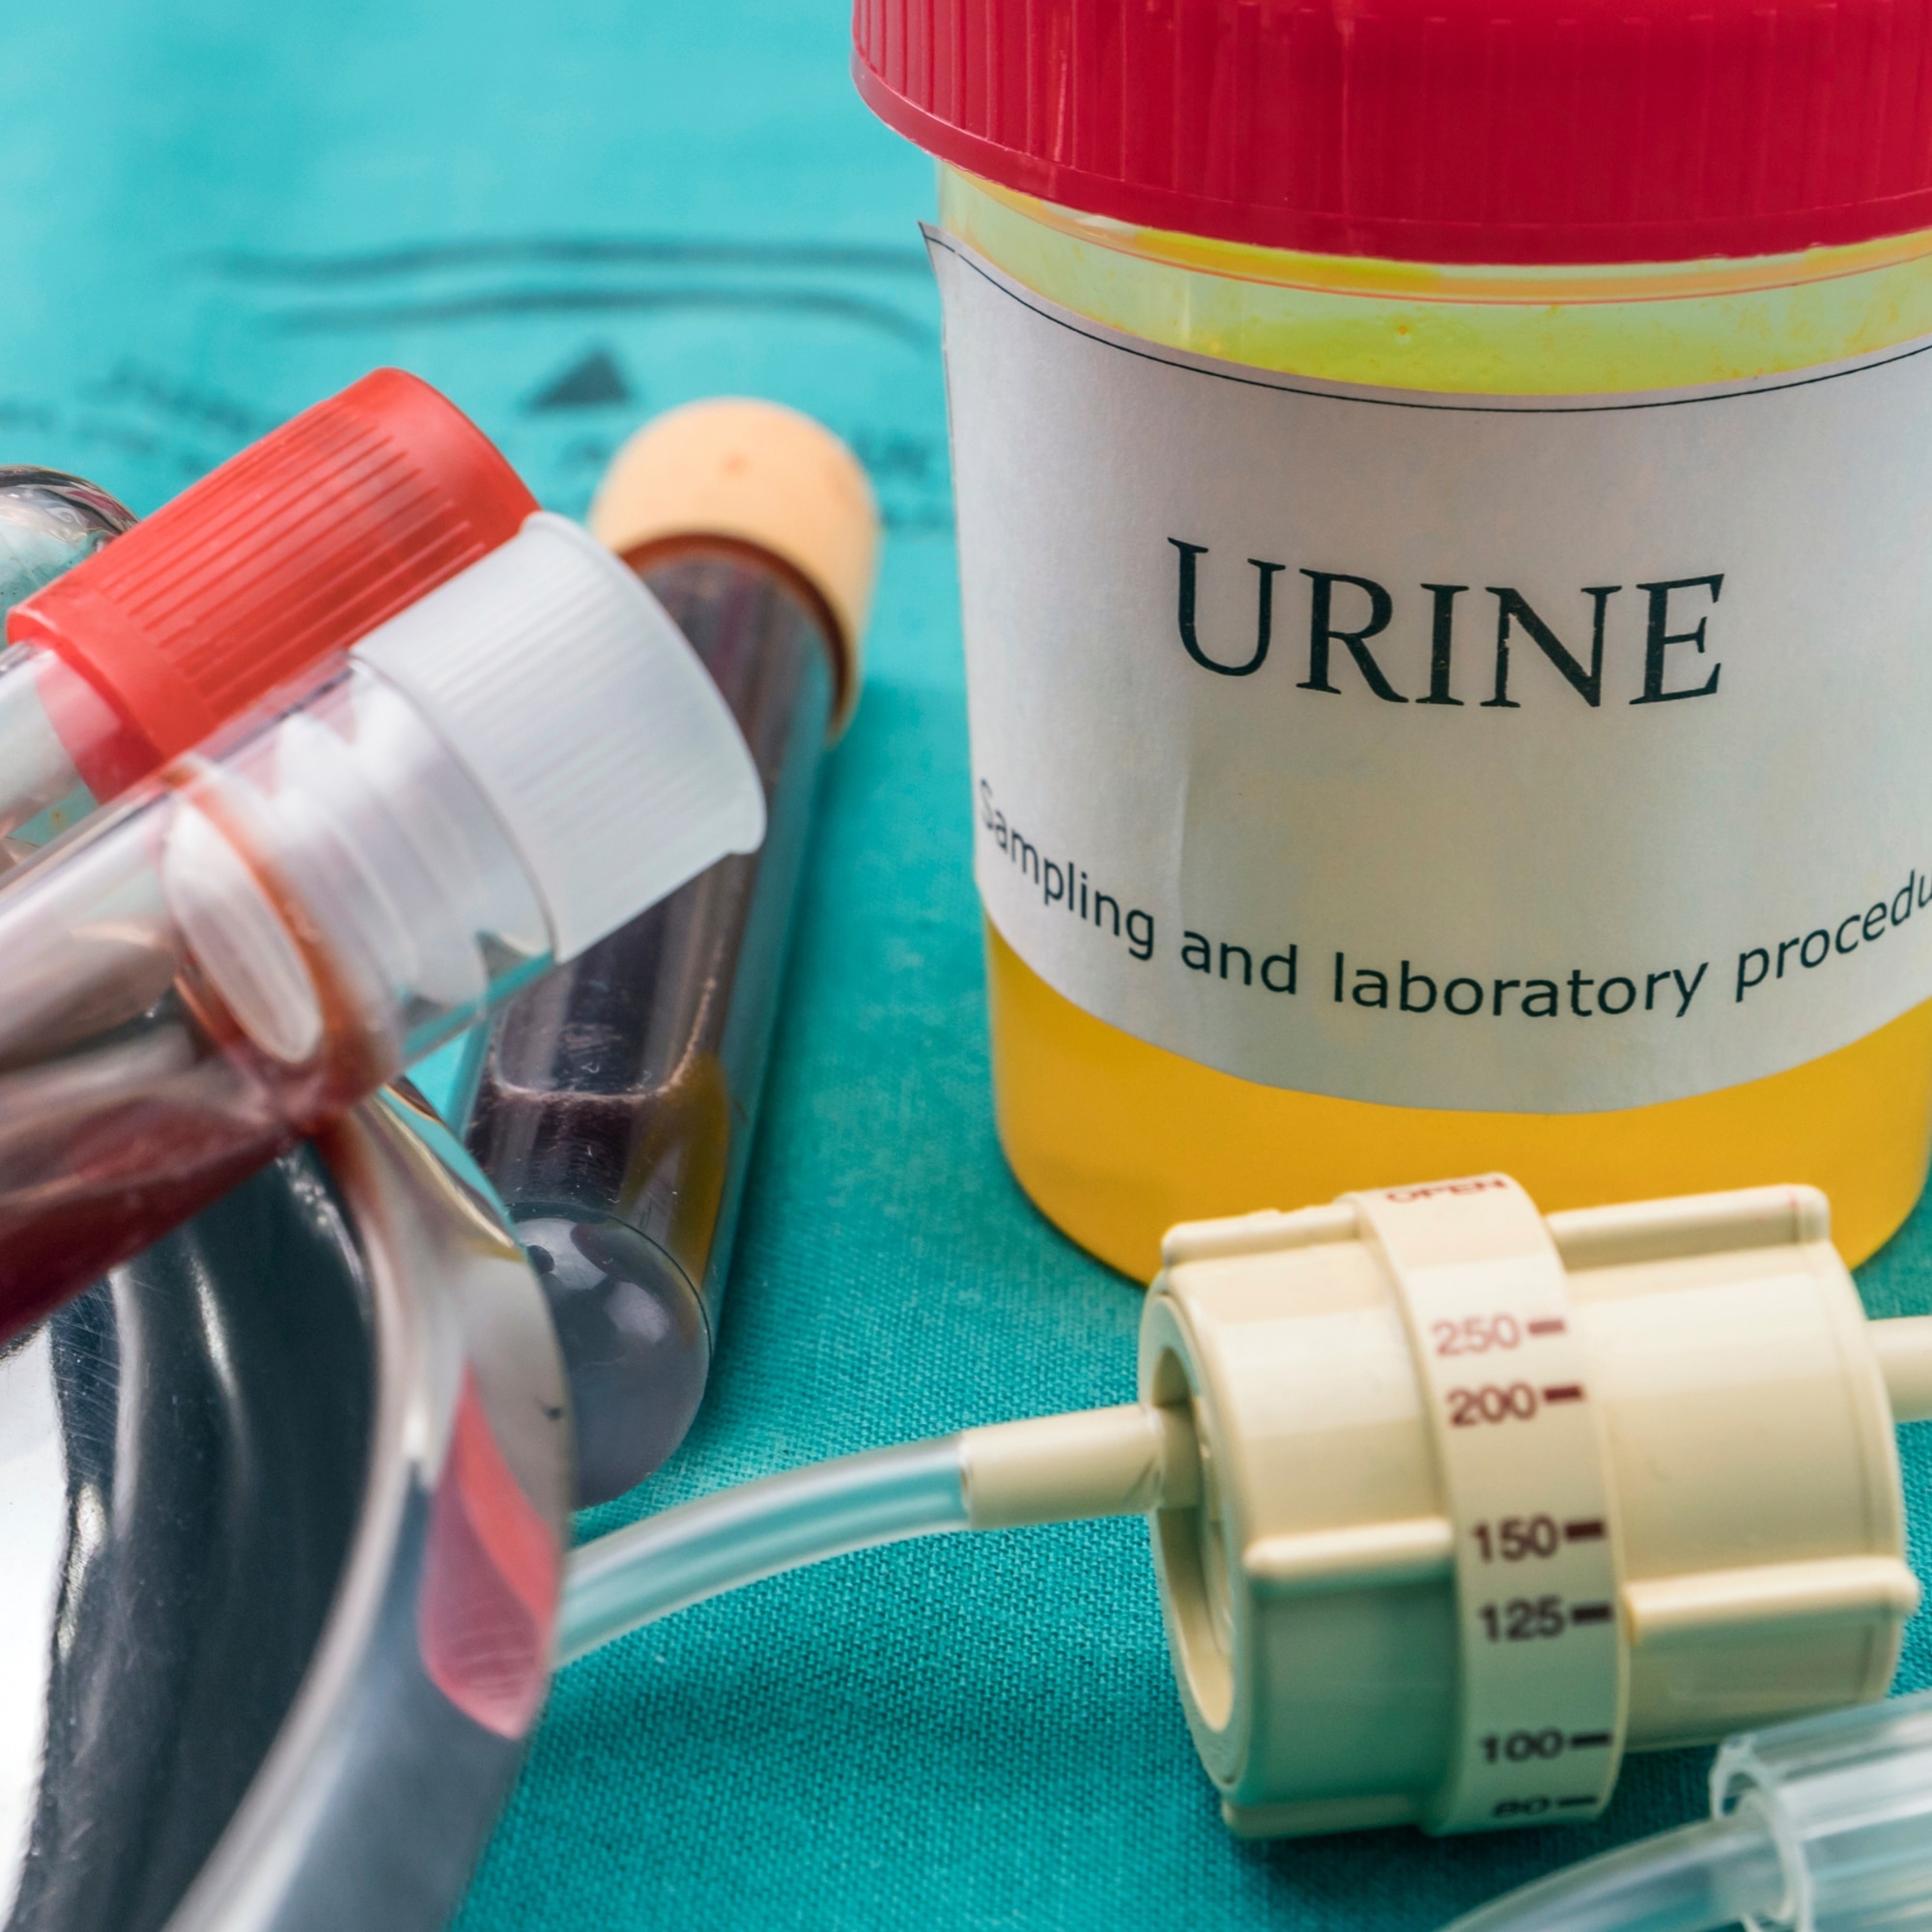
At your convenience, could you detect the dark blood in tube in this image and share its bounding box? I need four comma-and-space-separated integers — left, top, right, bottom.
464, 544, 838, 1503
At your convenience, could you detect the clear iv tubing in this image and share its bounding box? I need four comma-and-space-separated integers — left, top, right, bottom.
558, 1402, 1181, 1662
1440, 1692, 1932, 1932
556, 1436, 969, 1664
1444, 1817, 1785, 1932
559, 1462, 1932, 1932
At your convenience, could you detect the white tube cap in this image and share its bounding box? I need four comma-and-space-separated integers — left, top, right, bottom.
354, 510, 764, 961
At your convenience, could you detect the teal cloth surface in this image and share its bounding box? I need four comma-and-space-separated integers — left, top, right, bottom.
5, 4, 1929, 1926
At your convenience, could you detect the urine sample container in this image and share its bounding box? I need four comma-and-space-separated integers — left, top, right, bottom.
858, 0, 1932, 1275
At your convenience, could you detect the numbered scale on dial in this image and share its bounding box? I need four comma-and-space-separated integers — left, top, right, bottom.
1352, 1178, 1629, 1830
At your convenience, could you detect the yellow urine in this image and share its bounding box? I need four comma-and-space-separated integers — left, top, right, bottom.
989, 923, 1932, 1279
941, 168, 1932, 1276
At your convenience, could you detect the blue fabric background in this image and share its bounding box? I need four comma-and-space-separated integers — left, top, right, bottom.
3, 3, 1927, 1924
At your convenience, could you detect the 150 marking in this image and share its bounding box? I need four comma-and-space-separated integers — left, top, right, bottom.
1473, 1516, 1559, 1561
1384, 1226, 1616, 1827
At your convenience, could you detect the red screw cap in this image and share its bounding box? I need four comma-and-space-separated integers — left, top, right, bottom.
855, 0, 1932, 266
9, 369, 537, 771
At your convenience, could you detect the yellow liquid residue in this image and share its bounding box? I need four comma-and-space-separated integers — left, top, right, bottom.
988, 923, 1932, 1279
946, 168, 1932, 1277
939, 169, 1932, 395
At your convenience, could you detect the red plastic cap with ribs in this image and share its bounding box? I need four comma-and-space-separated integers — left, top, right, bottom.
854, 0, 1932, 265
7, 368, 536, 796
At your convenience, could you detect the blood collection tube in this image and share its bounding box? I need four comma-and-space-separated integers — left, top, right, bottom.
0, 368, 533, 867
463, 401, 877, 1502
0, 512, 763, 1350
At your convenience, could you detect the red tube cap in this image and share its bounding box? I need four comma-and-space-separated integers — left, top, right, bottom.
855, 0, 1932, 265
8, 369, 536, 771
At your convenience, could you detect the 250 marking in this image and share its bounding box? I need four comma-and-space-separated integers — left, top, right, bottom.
1432, 1314, 1521, 1356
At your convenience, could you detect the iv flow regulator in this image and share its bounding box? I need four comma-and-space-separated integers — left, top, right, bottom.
562, 1174, 1932, 1841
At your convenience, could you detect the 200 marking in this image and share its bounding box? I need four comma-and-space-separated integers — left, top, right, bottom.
1447, 1382, 1538, 1427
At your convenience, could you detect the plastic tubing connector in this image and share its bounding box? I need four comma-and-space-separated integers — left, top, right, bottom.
560, 1173, 1932, 1848
1444, 1691, 1932, 1932
1144, 1176, 1928, 1839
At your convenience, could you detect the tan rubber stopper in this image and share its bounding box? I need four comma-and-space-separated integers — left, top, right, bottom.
588, 398, 880, 734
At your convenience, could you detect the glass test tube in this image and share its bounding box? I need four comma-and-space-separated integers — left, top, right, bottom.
0, 513, 761, 1350
0, 371, 533, 873
0, 467, 134, 612
0, 468, 138, 856
0, 659, 544, 1339
463, 544, 838, 1502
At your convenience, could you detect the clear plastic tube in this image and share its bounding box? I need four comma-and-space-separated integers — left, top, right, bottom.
0, 469, 141, 859
556, 1436, 968, 1665
0, 646, 141, 854
0, 513, 762, 1349
1444, 1817, 1785, 1932
1713, 1692, 1932, 1932
0, 466, 133, 613
1445, 1693, 1932, 1932
0, 658, 552, 1341
0, 374, 537, 875
553, 1406, 1932, 1932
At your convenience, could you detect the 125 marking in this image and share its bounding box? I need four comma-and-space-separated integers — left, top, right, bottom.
1478, 1596, 1566, 1642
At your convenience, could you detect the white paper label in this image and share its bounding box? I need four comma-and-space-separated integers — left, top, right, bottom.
931, 230, 1932, 1112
